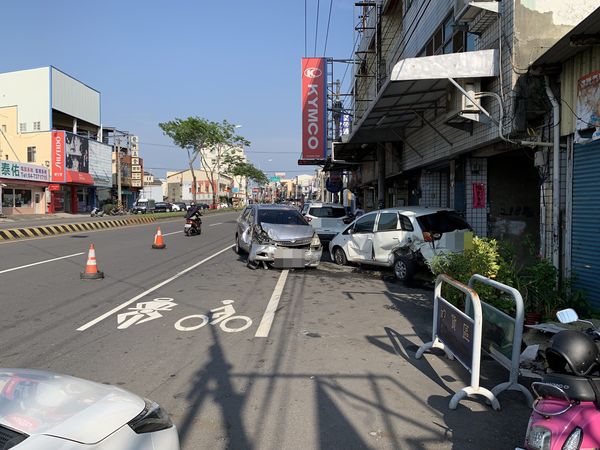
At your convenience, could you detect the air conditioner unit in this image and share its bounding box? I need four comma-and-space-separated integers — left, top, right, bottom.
455, 0, 498, 20
446, 79, 481, 123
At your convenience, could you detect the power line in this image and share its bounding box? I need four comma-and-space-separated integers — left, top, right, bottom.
305, 0, 308, 57
140, 141, 297, 154
323, 0, 334, 56
314, 0, 321, 56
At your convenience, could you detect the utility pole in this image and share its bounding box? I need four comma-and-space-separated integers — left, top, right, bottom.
115, 137, 122, 209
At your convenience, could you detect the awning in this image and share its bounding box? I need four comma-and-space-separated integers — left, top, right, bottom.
337, 49, 499, 158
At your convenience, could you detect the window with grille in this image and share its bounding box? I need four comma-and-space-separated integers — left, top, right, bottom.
19, 123, 26, 133
33, 121, 41, 131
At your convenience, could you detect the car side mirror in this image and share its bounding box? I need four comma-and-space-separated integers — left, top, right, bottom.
347, 228, 354, 235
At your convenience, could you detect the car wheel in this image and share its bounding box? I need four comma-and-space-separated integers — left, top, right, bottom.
394, 256, 415, 282
332, 247, 347, 265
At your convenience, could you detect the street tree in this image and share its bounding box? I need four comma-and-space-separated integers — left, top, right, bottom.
202, 121, 250, 207
158, 117, 220, 203
221, 153, 268, 203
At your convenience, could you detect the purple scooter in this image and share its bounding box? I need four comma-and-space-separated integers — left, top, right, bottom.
518, 308, 600, 450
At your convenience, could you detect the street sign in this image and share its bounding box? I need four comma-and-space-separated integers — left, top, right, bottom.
269, 176, 280, 182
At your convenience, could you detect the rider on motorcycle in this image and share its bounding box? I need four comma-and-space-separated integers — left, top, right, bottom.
185, 203, 202, 220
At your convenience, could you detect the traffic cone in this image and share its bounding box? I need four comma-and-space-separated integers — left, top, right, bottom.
80, 244, 104, 279
152, 227, 166, 249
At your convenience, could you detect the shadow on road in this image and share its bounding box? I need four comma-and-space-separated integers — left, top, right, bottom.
178, 325, 251, 449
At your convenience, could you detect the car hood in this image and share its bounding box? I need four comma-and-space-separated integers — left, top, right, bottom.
0, 369, 145, 444
260, 223, 314, 241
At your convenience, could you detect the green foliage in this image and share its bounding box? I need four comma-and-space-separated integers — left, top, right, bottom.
430, 236, 590, 319
430, 237, 507, 310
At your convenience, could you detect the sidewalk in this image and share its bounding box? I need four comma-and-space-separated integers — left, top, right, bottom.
0, 213, 124, 230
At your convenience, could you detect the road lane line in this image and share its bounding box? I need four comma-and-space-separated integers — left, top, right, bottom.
76, 245, 234, 331
209, 222, 223, 227
163, 230, 183, 236
0, 252, 85, 275
255, 270, 289, 338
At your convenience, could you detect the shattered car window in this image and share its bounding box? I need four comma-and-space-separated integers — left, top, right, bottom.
416, 211, 471, 233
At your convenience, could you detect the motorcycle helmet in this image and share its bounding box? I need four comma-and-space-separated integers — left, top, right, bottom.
546, 330, 599, 376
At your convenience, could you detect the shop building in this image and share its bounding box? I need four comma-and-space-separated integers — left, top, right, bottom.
0, 160, 50, 216
0, 66, 112, 214
166, 169, 233, 204
530, 8, 600, 305
331, 0, 600, 265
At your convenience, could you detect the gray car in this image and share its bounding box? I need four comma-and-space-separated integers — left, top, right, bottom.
234, 204, 322, 268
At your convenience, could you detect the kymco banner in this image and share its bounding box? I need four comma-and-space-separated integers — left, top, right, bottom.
302, 58, 327, 160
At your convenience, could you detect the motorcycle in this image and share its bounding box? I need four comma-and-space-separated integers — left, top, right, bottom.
184, 213, 202, 236
90, 207, 104, 217
518, 308, 600, 450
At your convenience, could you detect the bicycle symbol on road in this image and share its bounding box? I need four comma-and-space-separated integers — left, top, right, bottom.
117, 298, 178, 329
174, 300, 253, 333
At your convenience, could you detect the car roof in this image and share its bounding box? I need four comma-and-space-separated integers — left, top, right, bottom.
361, 207, 455, 217
252, 204, 297, 210
307, 203, 345, 208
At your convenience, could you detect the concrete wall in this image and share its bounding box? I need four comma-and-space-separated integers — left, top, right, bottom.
0, 67, 50, 132
0, 106, 53, 166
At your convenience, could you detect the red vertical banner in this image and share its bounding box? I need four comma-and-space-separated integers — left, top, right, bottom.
302, 58, 327, 160
472, 183, 486, 208
51, 131, 65, 182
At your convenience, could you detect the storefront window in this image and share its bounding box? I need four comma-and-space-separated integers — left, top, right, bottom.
14, 189, 32, 207
2, 190, 14, 207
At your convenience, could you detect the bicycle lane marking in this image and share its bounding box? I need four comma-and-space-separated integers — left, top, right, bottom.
76, 245, 234, 331
254, 269, 289, 338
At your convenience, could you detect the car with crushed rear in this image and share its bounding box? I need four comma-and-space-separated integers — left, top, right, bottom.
328, 207, 473, 282
234, 204, 322, 269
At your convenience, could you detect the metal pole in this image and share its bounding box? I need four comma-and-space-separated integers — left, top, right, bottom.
116, 137, 122, 209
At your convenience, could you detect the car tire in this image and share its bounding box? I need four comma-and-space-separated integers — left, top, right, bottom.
394, 256, 415, 282
332, 247, 347, 266
234, 235, 241, 254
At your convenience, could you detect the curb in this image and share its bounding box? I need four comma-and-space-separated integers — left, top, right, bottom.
0, 216, 157, 241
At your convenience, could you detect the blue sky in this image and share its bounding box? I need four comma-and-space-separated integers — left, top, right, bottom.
0, 0, 355, 179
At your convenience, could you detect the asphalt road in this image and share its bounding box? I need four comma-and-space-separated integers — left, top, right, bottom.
0, 211, 532, 449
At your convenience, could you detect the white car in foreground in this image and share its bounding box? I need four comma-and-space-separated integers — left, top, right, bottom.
329, 207, 473, 281
0, 369, 179, 449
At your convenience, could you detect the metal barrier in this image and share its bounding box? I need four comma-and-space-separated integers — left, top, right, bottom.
416, 274, 500, 410
467, 274, 533, 406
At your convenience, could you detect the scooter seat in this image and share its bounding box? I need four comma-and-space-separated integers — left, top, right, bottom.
542, 373, 600, 403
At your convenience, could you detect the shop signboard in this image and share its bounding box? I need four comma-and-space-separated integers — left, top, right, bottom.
63, 133, 112, 187
0, 160, 50, 182
301, 57, 327, 160
51, 131, 66, 182
88, 139, 112, 187
576, 71, 600, 141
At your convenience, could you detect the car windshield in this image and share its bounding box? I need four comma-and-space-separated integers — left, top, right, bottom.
416, 211, 471, 233
258, 209, 308, 225
309, 207, 346, 218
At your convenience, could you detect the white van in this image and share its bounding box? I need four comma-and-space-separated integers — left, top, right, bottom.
132, 199, 156, 214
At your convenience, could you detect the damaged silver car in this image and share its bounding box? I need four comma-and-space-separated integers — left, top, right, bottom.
235, 204, 322, 269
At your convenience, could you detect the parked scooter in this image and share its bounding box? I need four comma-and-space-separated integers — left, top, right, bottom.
518, 308, 600, 450
90, 207, 104, 217
184, 206, 202, 236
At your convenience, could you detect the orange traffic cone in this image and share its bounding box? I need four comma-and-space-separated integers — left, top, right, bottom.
152, 227, 166, 249
80, 244, 104, 279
